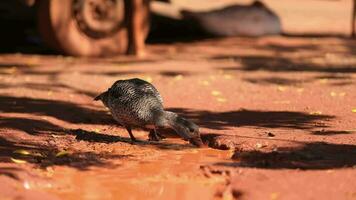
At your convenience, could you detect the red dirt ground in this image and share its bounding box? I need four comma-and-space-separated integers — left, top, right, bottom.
1, 1, 356, 199
1, 36, 355, 200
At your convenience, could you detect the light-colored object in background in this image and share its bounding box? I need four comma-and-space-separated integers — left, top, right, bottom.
181, 1, 281, 37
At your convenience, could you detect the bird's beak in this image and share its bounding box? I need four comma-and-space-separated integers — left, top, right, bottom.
189, 137, 204, 147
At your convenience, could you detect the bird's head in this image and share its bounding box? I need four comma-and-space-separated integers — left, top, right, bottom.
163, 112, 203, 147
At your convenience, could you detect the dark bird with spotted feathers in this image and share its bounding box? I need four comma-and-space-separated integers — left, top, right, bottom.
94, 78, 203, 147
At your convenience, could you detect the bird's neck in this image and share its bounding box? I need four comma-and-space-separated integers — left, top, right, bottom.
156, 111, 178, 128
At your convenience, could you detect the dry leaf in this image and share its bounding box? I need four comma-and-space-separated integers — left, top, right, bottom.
174, 75, 183, 81
23, 181, 31, 189
339, 92, 346, 97
56, 151, 70, 157
318, 78, 328, 84
352, 108, 356, 113
223, 74, 233, 80
11, 158, 27, 164
330, 92, 337, 97
13, 149, 31, 156
277, 86, 286, 91
144, 76, 153, 83
256, 143, 267, 149
217, 98, 227, 103
296, 88, 304, 93
199, 80, 210, 86
211, 90, 221, 96
310, 111, 322, 115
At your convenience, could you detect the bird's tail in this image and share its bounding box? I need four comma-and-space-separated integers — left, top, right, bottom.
94, 91, 108, 101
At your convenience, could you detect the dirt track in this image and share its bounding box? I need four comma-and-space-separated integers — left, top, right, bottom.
0, 35, 356, 199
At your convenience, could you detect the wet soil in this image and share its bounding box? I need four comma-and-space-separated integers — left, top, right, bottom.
1, 35, 356, 199
0, 1, 356, 197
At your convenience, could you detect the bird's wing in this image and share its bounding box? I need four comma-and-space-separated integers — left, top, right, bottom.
139, 83, 164, 105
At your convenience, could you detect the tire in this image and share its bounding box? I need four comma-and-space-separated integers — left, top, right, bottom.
37, 0, 149, 56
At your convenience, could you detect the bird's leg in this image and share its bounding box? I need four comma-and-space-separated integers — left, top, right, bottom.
156, 131, 166, 139
148, 129, 162, 141
125, 127, 137, 142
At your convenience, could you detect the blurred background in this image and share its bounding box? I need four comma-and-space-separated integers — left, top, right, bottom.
0, 0, 354, 55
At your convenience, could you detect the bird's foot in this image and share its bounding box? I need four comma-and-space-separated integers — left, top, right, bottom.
148, 132, 163, 142
129, 137, 138, 144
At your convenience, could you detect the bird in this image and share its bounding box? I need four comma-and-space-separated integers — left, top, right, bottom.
94, 78, 203, 147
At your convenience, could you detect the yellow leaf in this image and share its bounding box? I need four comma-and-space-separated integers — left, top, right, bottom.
216, 98, 227, 103
319, 78, 328, 84
174, 75, 183, 81
223, 74, 233, 80
11, 158, 27, 164
296, 88, 304, 93
339, 92, 346, 97
144, 76, 152, 83
352, 108, 356, 113
256, 143, 267, 149
330, 91, 337, 97
211, 90, 221, 96
201, 80, 210, 86
310, 111, 322, 115
277, 86, 286, 91
13, 149, 31, 156
344, 129, 356, 132
56, 151, 70, 157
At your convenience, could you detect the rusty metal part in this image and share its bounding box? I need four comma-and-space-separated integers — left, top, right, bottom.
72, 0, 125, 39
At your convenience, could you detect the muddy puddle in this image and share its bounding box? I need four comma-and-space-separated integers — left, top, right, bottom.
41, 139, 233, 200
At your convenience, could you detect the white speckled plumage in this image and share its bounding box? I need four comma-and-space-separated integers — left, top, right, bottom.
94, 78, 203, 147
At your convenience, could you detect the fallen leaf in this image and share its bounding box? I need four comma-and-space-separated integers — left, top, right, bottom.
211, 90, 221, 96
310, 111, 322, 115
199, 80, 210, 86
23, 181, 31, 189
344, 129, 356, 132
296, 88, 304, 93
11, 158, 27, 164
330, 91, 337, 97
216, 98, 227, 103
277, 86, 286, 91
174, 75, 183, 81
13, 149, 31, 156
339, 92, 346, 97
223, 74, 233, 80
144, 76, 153, 83
256, 143, 267, 149
318, 78, 328, 84
352, 108, 356, 113
56, 151, 70, 157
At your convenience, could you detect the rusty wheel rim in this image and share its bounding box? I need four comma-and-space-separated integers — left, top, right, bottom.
72, 0, 125, 39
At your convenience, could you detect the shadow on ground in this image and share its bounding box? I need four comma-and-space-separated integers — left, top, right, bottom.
0, 95, 113, 126
215, 55, 356, 74
168, 107, 334, 132
0, 135, 126, 170
214, 142, 356, 170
